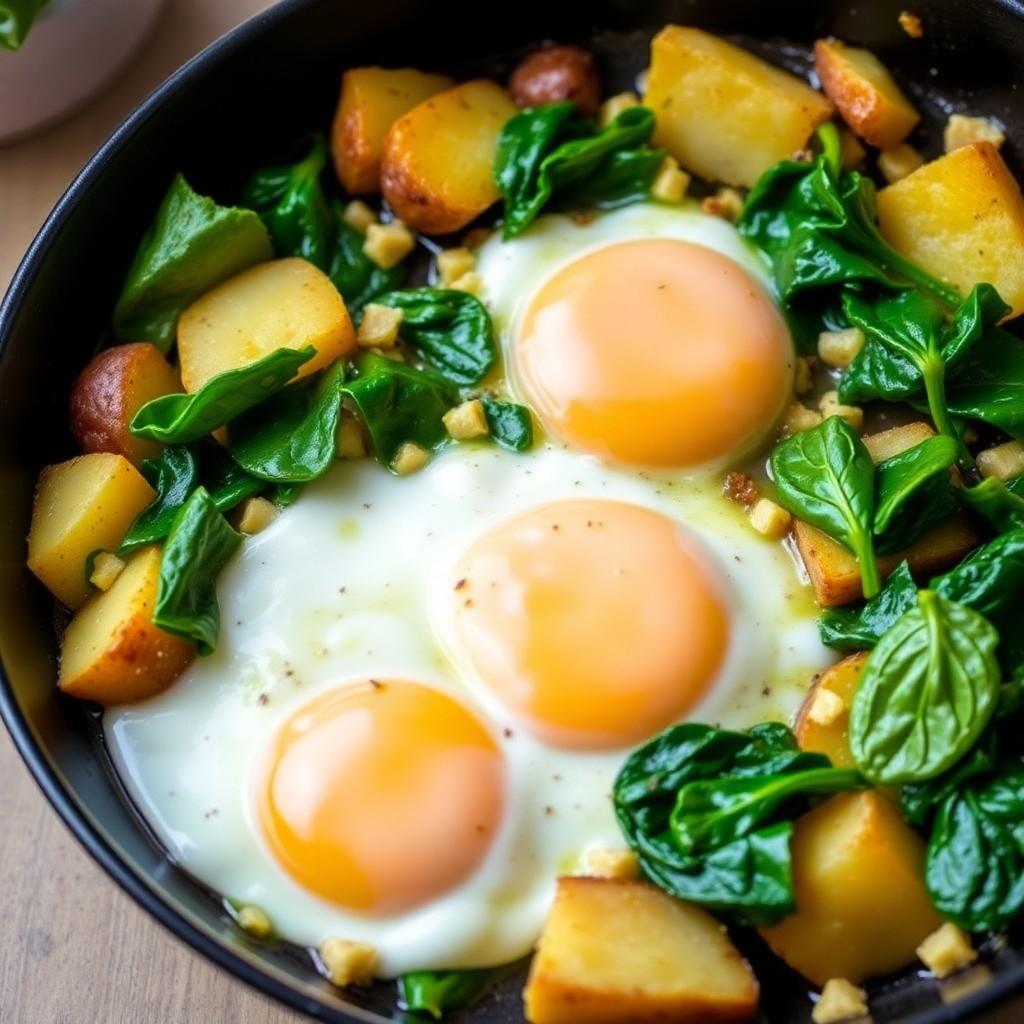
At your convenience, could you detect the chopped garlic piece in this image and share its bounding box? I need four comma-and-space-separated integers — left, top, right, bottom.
700, 187, 743, 221
392, 441, 430, 475
89, 552, 125, 592
363, 220, 415, 269
236, 904, 272, 939
599, 91, 639, 127
237, 497, 278, 536
443, 399, 489, 441
812, 978, 868, 1023
782, 402, 823, 436
808, 687, 846, 727
749, 498, 792, 539
337, 413, 367, 460
818, 328, 865, 369
917, 923, 978, 978
319, 938, 378, 988
794, 356, 813, 395
878, 143, 924, 183
449, 270, 482, 296
977, 440, 1024, 481
578, 847, 640, 880
342, 199, 377, 233
819, 391, 864, 432
651, 156, 690, 204
944, 114, 1005, 153
357, 303, 404, 349
898, 10, 924, 38
436, 247, 476, 286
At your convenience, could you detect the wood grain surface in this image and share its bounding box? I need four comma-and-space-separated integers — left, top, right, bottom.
0, 2, 306, 1020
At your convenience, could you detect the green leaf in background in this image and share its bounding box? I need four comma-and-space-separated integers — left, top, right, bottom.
201, 445, 266, 513
850, 591, 1001, 784
375, 288, 496, 387
397, 969, 496, 1020
770, 416, 881, 597
961, 476, 1024, 534
341, 353, 456, 468
114, 174, 272, 352
482, 398, 533, 452
119, 447, 198, 556
614, 721, 862, 925
328, 209, 406, 320
229, 361, 346, 483
0, 0, 45, 49
495, 104, 660, 238
945, 328, 1024, 439
130, 346, 315, 444
154, 487, 241, 654
872, 434, 960, 554
241, 137, 334, 268
819, 561, 917, 650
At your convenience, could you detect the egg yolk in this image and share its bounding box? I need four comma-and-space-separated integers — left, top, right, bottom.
451, 499, 731, 750
514, 238, 792, 467
256, 680, 505, 915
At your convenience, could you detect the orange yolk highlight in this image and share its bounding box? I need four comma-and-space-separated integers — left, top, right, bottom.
451, 499, 731, 750
257, 680, 505, 915
514, 238, 792, 467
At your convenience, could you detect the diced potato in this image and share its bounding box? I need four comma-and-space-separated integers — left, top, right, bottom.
818, 391, 864, 433
644, 26, 833, 187
363, 221, 416, 270
651, 156, 691, 203
944, 114, 1005, 153
749, 498, 792, 539
342, 199, 377, 233
443, 399, 489, 441
814, 38, 919, 148
700, 187, 744, 221
759, 792, 944, 986
381, 80, 518, 234
391, 441, 430, 475
89, 552, 126, 592
524, 877, 759, 1024
977, 439, 1024, 481
319, 938, 378, 987
28, 453, 156, 609
356, 303, 404, 348
436, 247, 476, 286
839, 127, 867, 170
331, 67, 454, 194
58, 547, 195, 704
599, 91, 640, 128
794, 422, 977, 606
69, 342, 181, 466
235, 904, 273, 939
878, 143, 924, 184
577, 847, 640, 881
795, 653, 867, 768
876, 142, 1024, 320
818, 327, 865, 369
236, 497, 277, 535
178, 258, 355, 394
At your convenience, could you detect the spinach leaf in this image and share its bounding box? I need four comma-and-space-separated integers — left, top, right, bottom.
375, 288, 496, 387
341, 353, 456, 468
614, 721, 862, 925
0, 0, 45, 49
495, 104, 660, 238
962, 476, 1024, 534
770, 416, 881, 597
200, 446, 266, 513
933, 528, 1024, 621
241, 137, 333, 268
328, 209, 406, 319
397, 969, 496, 1019
119, 447, 198, 556
228, 361, 346, 483
873, 434, 960, 553
154, 487, 242, 654
271, 482, 303, 507
482, 398, 533, 452
945, 327, 1024, 439
130, 346, 315, 444
818, 561, 917, 650
114, 175, 272, 352
849, 591, 1001, 784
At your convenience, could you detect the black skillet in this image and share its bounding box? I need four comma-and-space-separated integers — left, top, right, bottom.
3, 0, 1024, 1020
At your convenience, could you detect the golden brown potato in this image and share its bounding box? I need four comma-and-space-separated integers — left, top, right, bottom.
759, 792, 944, 986
28, 453, 156, 609
509, 45, 601, 116
814, 38, 920, 149
793, 422, 977, 606
794, 653, 868, 768
178, 257, 355, 394
876, 142, 1024, 320
381, 80, 518, 235
644, 26, 833, 187
331, 67, 455, 194
524, 877, 759, 1024
69, 342, 181, 467
58, 547, 195, 704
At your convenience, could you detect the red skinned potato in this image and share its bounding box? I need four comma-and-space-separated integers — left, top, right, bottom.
509, 45, 601, 115
70, 342, 181, 467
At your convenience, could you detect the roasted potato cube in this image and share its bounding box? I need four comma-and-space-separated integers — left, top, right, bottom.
58, 547, 195, 704
814, 38, 919, 148
331, 67, 454, 194
381, 80, 518, 235
69, 342, 181, 466
793, 422, 977, 606
876, 142, 1024, 320
524, 877, 759, 1024
795, 653, 868, 768
644, 26, 833, 187
178, 258, 355, 394
759, 792, 944, 986
28, 453, 156, 609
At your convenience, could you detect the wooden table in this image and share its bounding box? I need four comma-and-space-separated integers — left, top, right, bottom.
0, 2, 305, 1019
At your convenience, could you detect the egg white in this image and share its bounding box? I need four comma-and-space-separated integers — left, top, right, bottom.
104, 203, 828, 977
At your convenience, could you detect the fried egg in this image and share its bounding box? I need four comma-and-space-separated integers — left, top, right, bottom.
104, 203, 829, 977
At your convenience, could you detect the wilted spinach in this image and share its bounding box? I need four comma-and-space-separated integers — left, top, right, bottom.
961, 476, 1024, 534
229, 361, 346, 483
154, 487, 242, 653
114, 174, 272, 352
328, 209, 406, 319
819, 560, 918, 650
849, 591, 1001, 784
771, 416, 881, 597
119, 447, 199, 556
397, 969, 496, 1019
374, 288, 496, 387
130, 346, 315, 444
341, 353, 456, 468
944, 327, 1024, 439
482, 398, 533, 452
495, 104, 662, 238
614, 721, 862, 925
0, 0, 45, 49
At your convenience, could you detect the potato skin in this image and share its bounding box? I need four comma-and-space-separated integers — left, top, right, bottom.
794, 652, 868, 768
70, 342, 181, 466
509, 45, 601, 116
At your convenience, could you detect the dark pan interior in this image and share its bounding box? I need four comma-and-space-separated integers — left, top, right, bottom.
4, 0, 1024, 1020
